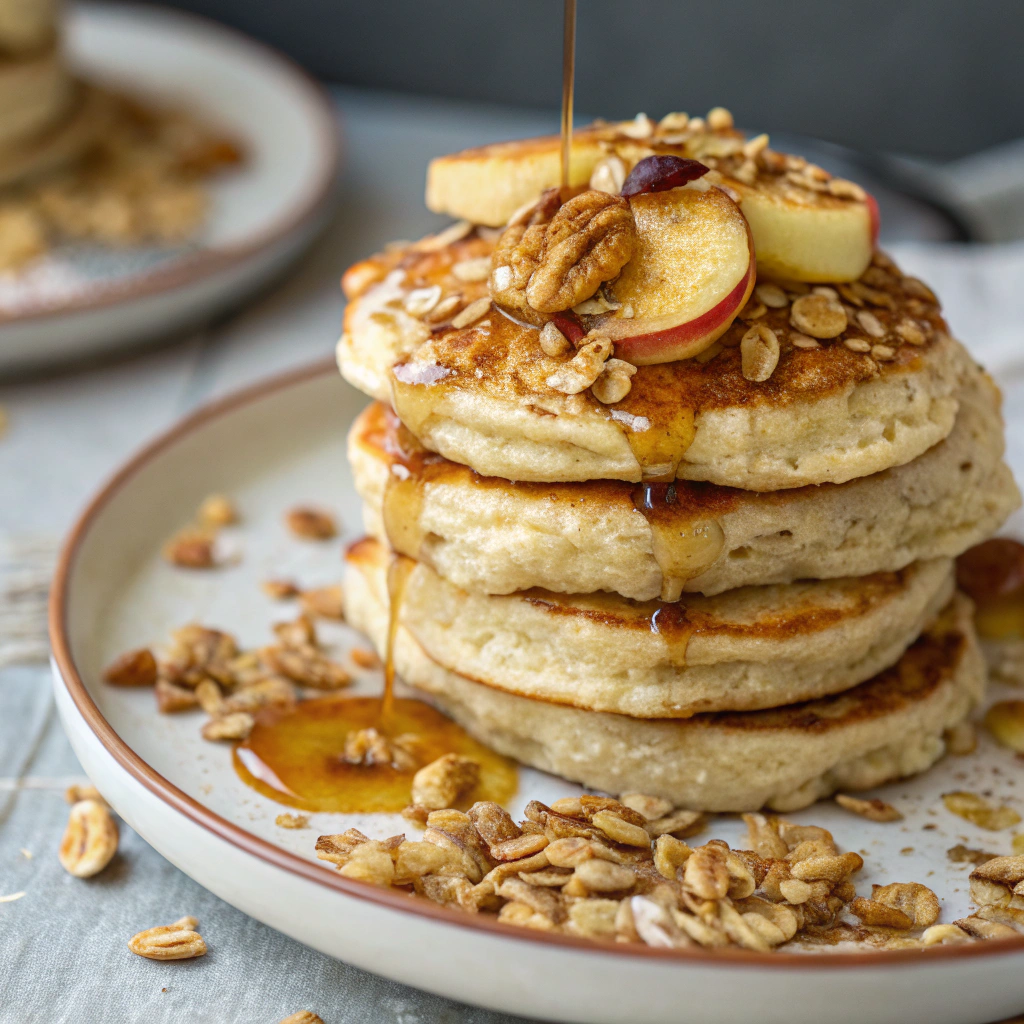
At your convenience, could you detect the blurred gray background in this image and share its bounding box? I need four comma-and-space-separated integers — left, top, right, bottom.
146, 0, 1021, 160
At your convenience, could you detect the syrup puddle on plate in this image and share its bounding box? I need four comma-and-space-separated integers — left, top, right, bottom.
234, 554, 517, 813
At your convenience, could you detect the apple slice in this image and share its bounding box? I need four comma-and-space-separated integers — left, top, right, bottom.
588, 184, 754, 365
731, 179, 878, 283
426, 118, 876, 283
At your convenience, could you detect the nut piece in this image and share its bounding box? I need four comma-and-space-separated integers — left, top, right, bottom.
834, 794, 903, 823
524, 191, 635, 313
985, 701, 1024, 753
539, 320, 571, 358
451, 296, 492, 329
201, 712, 254, 742
871, 882, 940, 928
790, 294, 848, 338
754, 282, 789, 308
275, 813, 309, 830
59, 799, 119, 878
589, 155, 627, 195
163, 530, 215, 569
546, 336, 613, 394
285, 507, 338, 541
300, 585, 345, 621
197, 493, 237, 528
740, 323, 780, 382
103, 648, 158, 687
591, 358, 637, 404
411, 754, 481, 811
128, 917, 207, 960
943, 791, 1022, 831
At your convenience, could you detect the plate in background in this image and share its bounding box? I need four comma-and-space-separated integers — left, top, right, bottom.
0, 2, 339, 374
49, 362, 1024, 1024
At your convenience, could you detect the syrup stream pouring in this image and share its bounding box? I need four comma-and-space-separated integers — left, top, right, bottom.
560, 0, 576, 188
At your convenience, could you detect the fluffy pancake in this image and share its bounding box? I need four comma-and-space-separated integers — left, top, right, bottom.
347, 537, 954, 717
350, 369, 1020, 600
338, 233, 966, 489
344, 548, 984, 813
0, 41, 72, 150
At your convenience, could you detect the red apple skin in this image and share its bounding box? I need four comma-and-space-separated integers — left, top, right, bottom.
612, 260, 755, 365
866, 192, 880, 246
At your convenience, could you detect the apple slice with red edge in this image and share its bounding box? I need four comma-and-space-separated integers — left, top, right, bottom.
588, 165, 754, 365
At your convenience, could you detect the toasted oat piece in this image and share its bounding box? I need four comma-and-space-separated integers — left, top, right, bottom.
128, 917, 207, 960
59, 799, 118, 878
103, 648, 158, 687
197, 493, 237, 528
285, 507, 338, 541
279, 1014, 325, 1024
834, 794, 903, 822
276, 813, 310, 830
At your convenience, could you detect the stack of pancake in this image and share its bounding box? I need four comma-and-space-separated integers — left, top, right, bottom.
336, 110, 1020, 812
0, 0, 102, 189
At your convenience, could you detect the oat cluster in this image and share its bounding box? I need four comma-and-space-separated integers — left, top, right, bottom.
105, 614, 352, 744
315, 795, 1014, 952
0, 91, 243, 272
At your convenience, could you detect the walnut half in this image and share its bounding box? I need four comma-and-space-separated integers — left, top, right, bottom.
490, 189, 635, 325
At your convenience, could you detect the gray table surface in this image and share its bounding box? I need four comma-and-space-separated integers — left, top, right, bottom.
4, 85, 1024, 1024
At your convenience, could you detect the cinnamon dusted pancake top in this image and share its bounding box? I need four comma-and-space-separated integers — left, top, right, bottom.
338, 231, 967, 489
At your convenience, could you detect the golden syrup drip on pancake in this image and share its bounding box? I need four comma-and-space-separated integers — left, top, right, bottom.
560, 0, 576, 189
382, 553, 414, 720
233, 696, 517, 814
957, 538, 1024, 640
633, 481, 726, 601
617, 405, 696, 482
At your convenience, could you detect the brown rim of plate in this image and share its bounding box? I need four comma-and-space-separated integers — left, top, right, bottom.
0, 2, 340, 326
48, 358, 1024, 970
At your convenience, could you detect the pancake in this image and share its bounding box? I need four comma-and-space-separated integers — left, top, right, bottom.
350, 369, 1020, 600
0, 41, 72, 151
347, 537, 954, 717
0, 0, 57, 55
343, 547, 984, 813
0, 82, 104, 189
338, 233, 966, 490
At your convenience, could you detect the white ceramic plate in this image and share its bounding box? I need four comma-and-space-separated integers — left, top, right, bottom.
0, 2, 338, 374
50, 363, 1024, 1024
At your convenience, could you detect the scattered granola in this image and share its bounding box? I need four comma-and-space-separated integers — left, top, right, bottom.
279, 1014, 325, 1024
350, 646, 381, 670
102, 647, 158, 687
262, 579, 301, 601
834, 794, 903, 823
276, 813, 310, 830
740, 323, 780, 382
197, 494, 237, 528
285, 507, 338, 541
58, 799, 118, 878
128, 916, 207, 961
985, 700, 1024, 754
64, 784, 107, 806
300, 585, 345, 621
943, 792, 1022, 832
410, 754, 481, 812
104, 615, 351, 746
163, 528, 216, 569
948, 844, 999, 866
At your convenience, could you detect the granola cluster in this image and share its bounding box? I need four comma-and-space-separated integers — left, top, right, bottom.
317, 794, 1024, 952
0, 90, 243, 272
104, 613, 352, 744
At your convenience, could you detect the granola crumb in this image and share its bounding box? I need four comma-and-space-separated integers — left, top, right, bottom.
276, 813, 310, 830
197, 493, 237, 528
262, 579, 301, 601
350, 646, 381, 670
163, 529, 216, 569
835, 794, 903, 822
300, 586, 345, 621
285, 507, 338, 541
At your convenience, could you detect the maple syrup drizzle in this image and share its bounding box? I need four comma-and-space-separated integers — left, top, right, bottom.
633, 481, 727, 601
560, 0, 576, 188
233, 696, 517, 814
